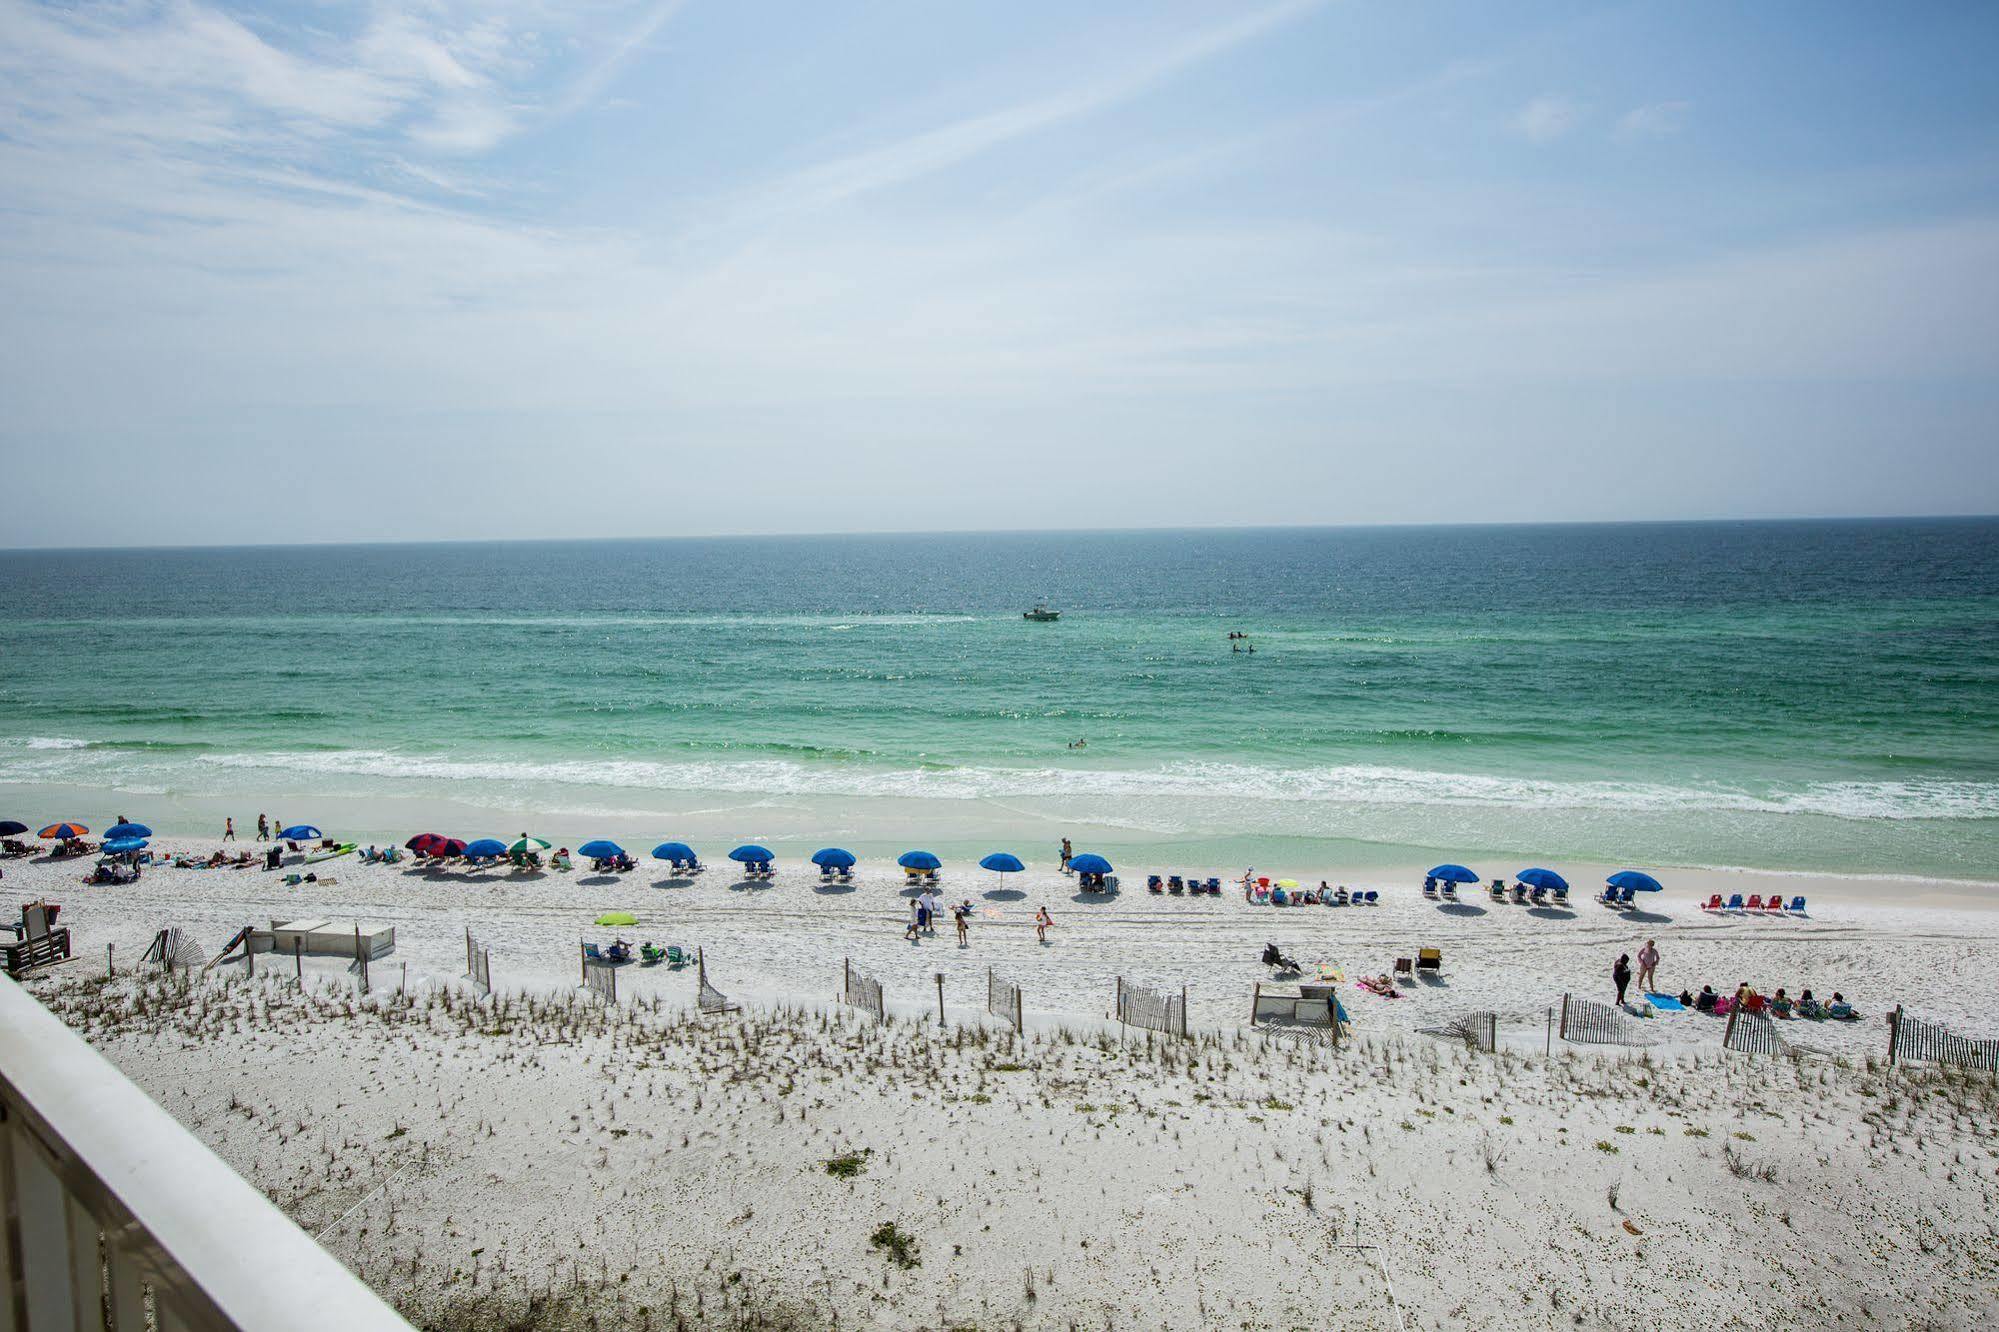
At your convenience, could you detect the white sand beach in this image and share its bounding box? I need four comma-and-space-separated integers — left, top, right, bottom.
8, 846, 1996, 1051
8, 842, 1999, 1328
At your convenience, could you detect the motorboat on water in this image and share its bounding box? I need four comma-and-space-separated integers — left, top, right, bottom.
1023, 601, 1061, 621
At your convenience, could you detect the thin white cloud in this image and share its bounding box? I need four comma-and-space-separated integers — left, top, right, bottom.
408, 98, 519, 154
766, 0, 1328, 210
1512, 94, 1581, 143
553, 0, 689, 118
1617, 100, 1691, 138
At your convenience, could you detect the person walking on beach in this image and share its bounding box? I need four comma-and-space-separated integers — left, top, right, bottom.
954, 901, 971, 947
1636, 938, 1660, 993
1059, 838, 1072, 874
916, 893, 933, 936
222, 817, 235, 842
1035, 905, 1053, 944
905, 900, 922, 942
1612, 952, 1633, 1006
255, 813, 268, 841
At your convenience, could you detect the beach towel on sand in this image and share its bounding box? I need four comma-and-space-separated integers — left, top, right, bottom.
1645, 993, 1686, 1011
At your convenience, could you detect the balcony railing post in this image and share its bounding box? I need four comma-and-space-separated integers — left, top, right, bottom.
1, 975, 416, 1330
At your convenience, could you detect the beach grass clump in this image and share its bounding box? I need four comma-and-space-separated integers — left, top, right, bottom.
822, 1150, 871, 1180
868, 1221, 920, 1269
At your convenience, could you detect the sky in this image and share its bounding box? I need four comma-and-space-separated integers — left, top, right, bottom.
2, 0, 1997, 547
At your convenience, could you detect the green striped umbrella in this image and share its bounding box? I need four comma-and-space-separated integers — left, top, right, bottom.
509, 836, 552, 855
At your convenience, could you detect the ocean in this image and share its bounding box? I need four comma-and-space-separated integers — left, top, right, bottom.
1, 519, 1994, 880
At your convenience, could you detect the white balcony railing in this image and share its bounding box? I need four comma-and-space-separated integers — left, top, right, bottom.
0, 975, 415, 1331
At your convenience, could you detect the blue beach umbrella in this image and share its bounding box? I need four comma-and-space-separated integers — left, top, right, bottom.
463, 838, 508, 858
811, 848, 857, 869
897, 850, 942, 871
105, 822, 153, 840
1427, 863, 1479, 884
1607, 870, 1664, 893
1516, 868, 1568, 892
651, 841, 697, 861
0, 821, 28, 836
103, 837, 149, 854
1069, 853, 1113, 876
578, 840, 625, 860
979, 852, 1025, 874
280, 825, 322, 841
729, 844, 774, 863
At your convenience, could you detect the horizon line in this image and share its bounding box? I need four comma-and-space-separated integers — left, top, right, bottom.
3, 511, 1995, 557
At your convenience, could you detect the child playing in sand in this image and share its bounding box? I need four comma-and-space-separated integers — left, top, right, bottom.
954, 902, 971, 947
1035, 906, 1053, 944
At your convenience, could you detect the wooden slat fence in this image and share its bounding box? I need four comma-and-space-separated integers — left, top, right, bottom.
1115, 978, 1188, 1039
1557, 994, 1653, 1047
697, 950, 739, 1015
1722, 1006, 1788, 1056
986, 968, 1023, 1032
1888, 1007, 1999, 1070
841, 958, 885, 1022
464, 929, 491, 994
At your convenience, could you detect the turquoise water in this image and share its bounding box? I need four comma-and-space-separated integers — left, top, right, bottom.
1, 520, 1994, 878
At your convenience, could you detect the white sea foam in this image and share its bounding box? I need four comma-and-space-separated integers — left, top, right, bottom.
20, 736, 89, 749
173, 749, 1999, 822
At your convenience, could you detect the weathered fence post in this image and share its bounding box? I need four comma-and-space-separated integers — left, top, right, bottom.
1558, 994, 1571, 1042
294, 937, 302, 981
1887, 1004, 1903, 1066
934, 973, 945, 1026
106, 943, 113, 979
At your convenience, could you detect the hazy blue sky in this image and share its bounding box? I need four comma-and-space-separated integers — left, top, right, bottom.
2, 1, 1997, 547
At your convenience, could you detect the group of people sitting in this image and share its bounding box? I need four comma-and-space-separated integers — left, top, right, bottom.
1245, 877, 1378, 907
584, 939, 684, 966
174, 849, 254, 869
357, 846, 405, 864
0, 838, 47, 858
1684, 983, 1860, 1021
